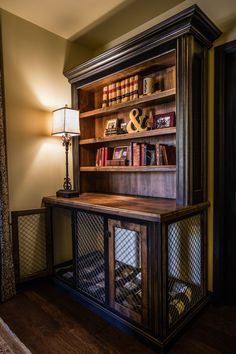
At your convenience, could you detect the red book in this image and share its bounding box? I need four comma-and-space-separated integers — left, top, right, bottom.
95, 148, 100, 167
108, 84, 113, 106
102, 86, 108, 108
104, 147, 114, 166
133, 143, 141, 166
111, 83, 116, 105
101, 147, 105, 166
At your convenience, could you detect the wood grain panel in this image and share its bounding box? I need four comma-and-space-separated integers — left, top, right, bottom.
43, 194, 208, 223
80, 89, 176, 119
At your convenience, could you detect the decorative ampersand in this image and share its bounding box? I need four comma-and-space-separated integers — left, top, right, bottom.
127, 108, 148, 133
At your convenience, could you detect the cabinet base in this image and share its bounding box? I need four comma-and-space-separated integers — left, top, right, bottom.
56, 190, 80, 198
53, 277, 210, 353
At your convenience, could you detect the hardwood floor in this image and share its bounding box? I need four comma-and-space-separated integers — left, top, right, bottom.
0, 280, 235, 354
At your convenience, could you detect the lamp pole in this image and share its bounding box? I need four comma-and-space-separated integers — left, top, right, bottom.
62, 134, 72, 191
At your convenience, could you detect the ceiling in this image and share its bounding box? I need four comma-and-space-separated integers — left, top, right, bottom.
0, 0, 185, 49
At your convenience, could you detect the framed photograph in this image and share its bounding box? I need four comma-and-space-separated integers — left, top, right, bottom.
106, 118, 118, 130
120, 121, 128, 133
113, 146, 129, 160
152, 111, 175, 129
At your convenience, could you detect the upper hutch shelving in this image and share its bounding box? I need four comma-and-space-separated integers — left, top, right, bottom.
65, 4, 221, 207
42, 5, 222, 352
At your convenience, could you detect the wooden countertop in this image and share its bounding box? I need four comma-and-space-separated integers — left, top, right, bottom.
43, 193, 209, 222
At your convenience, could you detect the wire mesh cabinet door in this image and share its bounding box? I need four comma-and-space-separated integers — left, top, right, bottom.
108, 219, 148, 326
74, 211, 106, 303
11, 208, 52, 284
166, 212, 206, 330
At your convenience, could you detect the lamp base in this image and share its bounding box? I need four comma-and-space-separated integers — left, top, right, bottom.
56, 189, 80, 198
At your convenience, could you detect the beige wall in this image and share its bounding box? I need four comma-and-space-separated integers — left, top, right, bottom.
0, 10, 92, 264
1, 10, 92, 212
96, 0, 236, 291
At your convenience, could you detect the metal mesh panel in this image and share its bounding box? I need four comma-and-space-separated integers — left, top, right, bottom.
114, 227, 142, 314
75, 211, 105, 302
168, 214, 203, 327
18, 213, 47, 278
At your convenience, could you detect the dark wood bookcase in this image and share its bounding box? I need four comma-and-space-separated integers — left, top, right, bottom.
43, 5, 221, 352
66, 5, 221, 207
76, 50, 177, 200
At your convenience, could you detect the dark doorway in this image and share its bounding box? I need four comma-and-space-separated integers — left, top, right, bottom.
214, 40, 236, 304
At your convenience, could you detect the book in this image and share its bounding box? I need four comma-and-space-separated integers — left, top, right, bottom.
104, 147, 114, 166
146, 144, 156, 165
101, 147, 105, 166
140, 143, 156, 166
162, 145, 176, 165
155, 144, 164, 165
111, 83, 116, 105
121, 80, 125, 102
141, 143, 147, 166
133, 75, 142, 99
123, 78, 130, 102
133, 143, 141, 166
108, 84, 113, 106
95, 148, 100, 167
129, 76, 134, 100
102, 86, 108, 108
128, 142, 134, 166
116, 81, 121, 104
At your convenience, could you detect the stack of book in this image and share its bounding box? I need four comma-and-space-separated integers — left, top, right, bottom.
102, 75, 142, 108
95, 147, 114, 167
95, 144, 176, 167
156, 143, 176, 166
130, 143, 176, 166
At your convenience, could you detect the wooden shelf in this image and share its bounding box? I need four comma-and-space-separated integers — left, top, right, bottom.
80, 165, 176, 172
80, 127, 176, 145
80, 88, 176, 119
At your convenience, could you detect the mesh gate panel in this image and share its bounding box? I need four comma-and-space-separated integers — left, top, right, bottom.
168, 214, 203, 327
114, 227, 142, 314
75, 211, 105, 302
17, 213, 47, 279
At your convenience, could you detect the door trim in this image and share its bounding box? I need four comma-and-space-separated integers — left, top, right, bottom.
214, 39, 236, 302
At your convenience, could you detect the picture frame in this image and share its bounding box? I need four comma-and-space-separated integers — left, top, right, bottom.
152, 111, 175, 129
105, 118, 118, 130
113, 146, 129, 160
